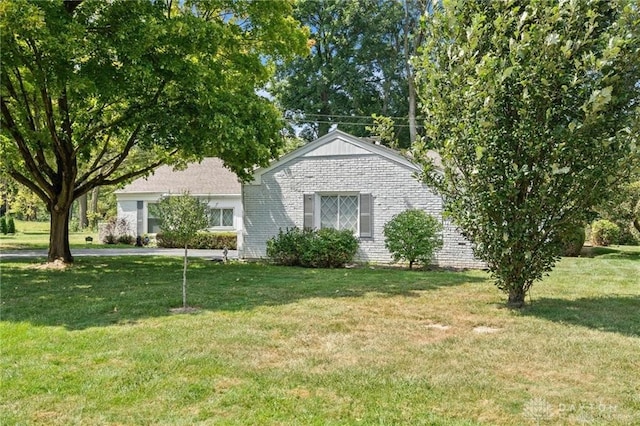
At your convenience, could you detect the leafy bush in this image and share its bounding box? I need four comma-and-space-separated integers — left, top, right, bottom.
69, 217, 80, 232
383, 210, 443, 269
596, 180, 640, 245
591, 220, 620, 246
266, 228, 308, 266
266, 227, 359, 268
0, 216, 7, 235
300, 228, 359, 268
99, 217, 134, 245
617, 227, 639, 246
117, 235, 135, 245
156, 232, 237, 249
7, 217, 15, 234
560, 223, 586, 257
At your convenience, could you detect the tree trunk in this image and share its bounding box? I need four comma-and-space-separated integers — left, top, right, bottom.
633, 218, 640, 234
407, 73, 418, 144
49, 206, 73, 263
78, 193, 88, 229
507, 287, 526, 308
403, 2, 418, 145
182, 244, 188, 309
90, 187, 99, 229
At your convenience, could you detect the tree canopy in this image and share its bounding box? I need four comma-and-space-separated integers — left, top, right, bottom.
415, 0, 640, 306
0, 0, 308, 262
273, 0, 431, 145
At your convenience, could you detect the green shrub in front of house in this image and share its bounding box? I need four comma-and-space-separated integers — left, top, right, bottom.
383, 209, 443, 269
591, 220, 620, 246
99, 217, 135, 244
156, 231, 237, 250
265, 227, 309, 266
300, 228, 359, 268
267, 227, 358, 268
0, 216, 8, 235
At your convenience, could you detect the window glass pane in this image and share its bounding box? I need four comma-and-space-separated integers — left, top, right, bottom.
320, 196, 338, 229
148, 219, 162, 233
148, 203, 162, 233
209, 209, 221, 227
222, 209, 233, 227
340, 196, 358, 232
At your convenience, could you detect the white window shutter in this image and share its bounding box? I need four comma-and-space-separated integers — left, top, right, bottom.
303, 194, 314, 230
359, 193, 373, 237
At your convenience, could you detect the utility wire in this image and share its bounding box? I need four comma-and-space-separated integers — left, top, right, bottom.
286, 119, 422, 128
288, 113, 425, 120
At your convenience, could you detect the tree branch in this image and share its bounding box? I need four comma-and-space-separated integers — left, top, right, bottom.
8, 170, 52, 207
79, 81, 167, 146
1, 97, 55, 199
58, 87, 74, 157
73, 121, 144, 197
64, 0, 83, 14
2, 68, 36, 133
74, 151, 176, 198
26, 37, 68, 171
76, 133, 113, 184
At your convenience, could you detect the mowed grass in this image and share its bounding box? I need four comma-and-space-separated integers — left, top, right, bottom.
1, 248, 639, 425
1, 219, 100, 250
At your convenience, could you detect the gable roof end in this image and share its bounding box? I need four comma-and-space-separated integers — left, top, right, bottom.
249, 130, 420, 185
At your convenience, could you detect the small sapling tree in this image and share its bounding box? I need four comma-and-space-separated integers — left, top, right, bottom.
383, 209, 443, 269
155, 193, 209, 311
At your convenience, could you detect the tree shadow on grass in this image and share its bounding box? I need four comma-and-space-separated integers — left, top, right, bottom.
581, 246, 640, 261
520, 296, 640, 337
0, 256, 487, 330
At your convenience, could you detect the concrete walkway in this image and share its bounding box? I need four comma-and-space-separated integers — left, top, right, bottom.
0, 248, 238, 260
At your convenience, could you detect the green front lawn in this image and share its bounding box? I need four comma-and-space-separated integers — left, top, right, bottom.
0, 219, 99, 250
1, 248, 638, 425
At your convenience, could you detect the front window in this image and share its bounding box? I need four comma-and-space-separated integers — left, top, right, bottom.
320, 195, 358, 233
147, 203, 162, 233
209, 208, 234, 228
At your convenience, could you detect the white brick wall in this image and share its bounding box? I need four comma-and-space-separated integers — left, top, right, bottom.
242, 153, 484, 269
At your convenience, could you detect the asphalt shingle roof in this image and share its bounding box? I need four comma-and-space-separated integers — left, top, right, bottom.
116, 158, 240, 195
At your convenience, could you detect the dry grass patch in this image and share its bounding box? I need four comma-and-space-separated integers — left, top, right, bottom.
31, 259, 70, 270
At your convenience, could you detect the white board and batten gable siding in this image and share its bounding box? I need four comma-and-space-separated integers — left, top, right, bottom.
242, 130, 484, 268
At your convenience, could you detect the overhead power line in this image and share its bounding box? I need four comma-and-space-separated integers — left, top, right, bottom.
285, 119, 423, 129
287, 113, 426, 121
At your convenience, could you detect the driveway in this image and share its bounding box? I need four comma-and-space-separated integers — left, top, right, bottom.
0, 248, 238, 260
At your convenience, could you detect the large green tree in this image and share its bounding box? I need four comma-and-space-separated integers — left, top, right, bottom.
415, 0, 640, 306
273, 0, 427, 144
0, 0, 307, 262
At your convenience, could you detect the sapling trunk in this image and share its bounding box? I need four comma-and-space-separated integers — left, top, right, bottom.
183, 244, 188, 309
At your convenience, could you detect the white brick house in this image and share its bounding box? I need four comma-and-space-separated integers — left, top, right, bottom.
241, 130, 483, 268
